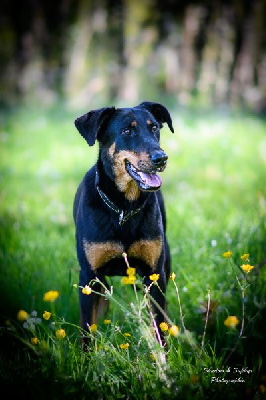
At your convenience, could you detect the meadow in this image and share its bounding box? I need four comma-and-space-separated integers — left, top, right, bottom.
0, 104, 265, 399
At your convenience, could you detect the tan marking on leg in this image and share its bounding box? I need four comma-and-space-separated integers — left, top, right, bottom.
128, 238, 163, 270
84, 241, 124, 271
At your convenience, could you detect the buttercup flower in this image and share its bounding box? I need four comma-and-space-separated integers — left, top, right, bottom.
241, 264, 254, 273
43, 311, 51, 320
223, 251, 232, 259
159, 322, 169, 332
43, 290, 59, 302
241, 253, 250, 261
124, 332, 131, 337
121, 276, 129, 284
31, 337, 38, 345
82, 285, 92, 295
17, 310, 29, 321
128, 275, 136, 284
104, 319, 111, 325
169, 325, 179, 337
149, 274, 160, 282
121, 275, 136, 284
127, 267, 136, 276
170, 272, 176, 281
56, 328, 66, 339
90, 324, 97, 332
119, 343, 130, 349
224, 316, 239, 328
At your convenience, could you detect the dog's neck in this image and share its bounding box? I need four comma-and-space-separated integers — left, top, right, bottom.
96, 159, 150, 211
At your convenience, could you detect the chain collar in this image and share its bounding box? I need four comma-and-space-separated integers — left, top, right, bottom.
96, 185, 142, 225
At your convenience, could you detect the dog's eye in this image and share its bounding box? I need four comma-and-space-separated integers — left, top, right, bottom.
122, 128, 131, 135
151, 125, 158, 133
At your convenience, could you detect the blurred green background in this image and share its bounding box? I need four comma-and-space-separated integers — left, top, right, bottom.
0, 0, 265, 345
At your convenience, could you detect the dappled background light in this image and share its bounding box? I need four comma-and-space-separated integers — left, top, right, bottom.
0, 0, 265, 112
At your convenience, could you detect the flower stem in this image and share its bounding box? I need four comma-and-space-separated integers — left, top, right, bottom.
200, 289, 211, 352
173, 281, 186, 332
239, 286, 245, 338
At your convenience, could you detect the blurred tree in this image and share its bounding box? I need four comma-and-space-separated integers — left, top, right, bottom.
0, 0, 265, 112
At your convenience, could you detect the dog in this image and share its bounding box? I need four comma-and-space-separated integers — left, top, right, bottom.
73, 102, 174, 342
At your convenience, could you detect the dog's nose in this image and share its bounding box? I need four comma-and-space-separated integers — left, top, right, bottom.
150, 151, 168, 168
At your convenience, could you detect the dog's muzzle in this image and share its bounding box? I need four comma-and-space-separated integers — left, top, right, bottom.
125, 150, 168, 192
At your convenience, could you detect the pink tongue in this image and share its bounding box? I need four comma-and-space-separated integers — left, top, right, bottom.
138, 172, 162, 187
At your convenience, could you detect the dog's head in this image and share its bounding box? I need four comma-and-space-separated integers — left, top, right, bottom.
75, 102, 174, 200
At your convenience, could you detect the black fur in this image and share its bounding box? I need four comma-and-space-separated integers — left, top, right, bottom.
73, 102, 174, 343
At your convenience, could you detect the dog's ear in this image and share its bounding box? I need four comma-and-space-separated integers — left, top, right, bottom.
138, 102, 174, 133
74, 107, 116, 146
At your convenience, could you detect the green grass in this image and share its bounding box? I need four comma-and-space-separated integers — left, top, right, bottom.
0, 104, 265, 399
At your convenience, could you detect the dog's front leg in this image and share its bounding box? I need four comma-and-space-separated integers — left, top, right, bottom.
79, 266, 96, 333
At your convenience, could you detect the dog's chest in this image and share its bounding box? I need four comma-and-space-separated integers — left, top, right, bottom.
83, 238, 162, 271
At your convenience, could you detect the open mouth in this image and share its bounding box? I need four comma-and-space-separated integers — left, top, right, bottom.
125, 160, 162, 191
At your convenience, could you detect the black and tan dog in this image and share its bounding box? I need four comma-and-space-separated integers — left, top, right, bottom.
73, 102, 174, 341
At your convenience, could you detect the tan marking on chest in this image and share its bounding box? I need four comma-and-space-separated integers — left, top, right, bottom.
84, 241, 124, 270
128, 238, 163, 270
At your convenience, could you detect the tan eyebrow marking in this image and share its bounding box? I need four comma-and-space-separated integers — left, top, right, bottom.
147, 119, 152, 125
131, 121, 138, 127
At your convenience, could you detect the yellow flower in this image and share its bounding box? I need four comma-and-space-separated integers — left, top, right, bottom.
241, 253, 250, 261
127, 267, 136, 276
241, 264, 254, 273
149, 273, 160, 282
31, 337, 38, 345
119, 343, 130, 349
43, 311, 51, 320
224, 316, 239, 328
121, 276, 129, 284
121, 275, 136, 284
17, 310, 29, 321
159, 322, 169, 332
170, 272, 176, 281
43, 290, 59, 302
128, 275, 136, 284
169, 325, 179, 337
82, 285, 92, 295
55, 329, 66, 339
124, 332, 131, 337
223, 251, 232, 259
90, 324, 97, 332
104, 319, 111, 325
